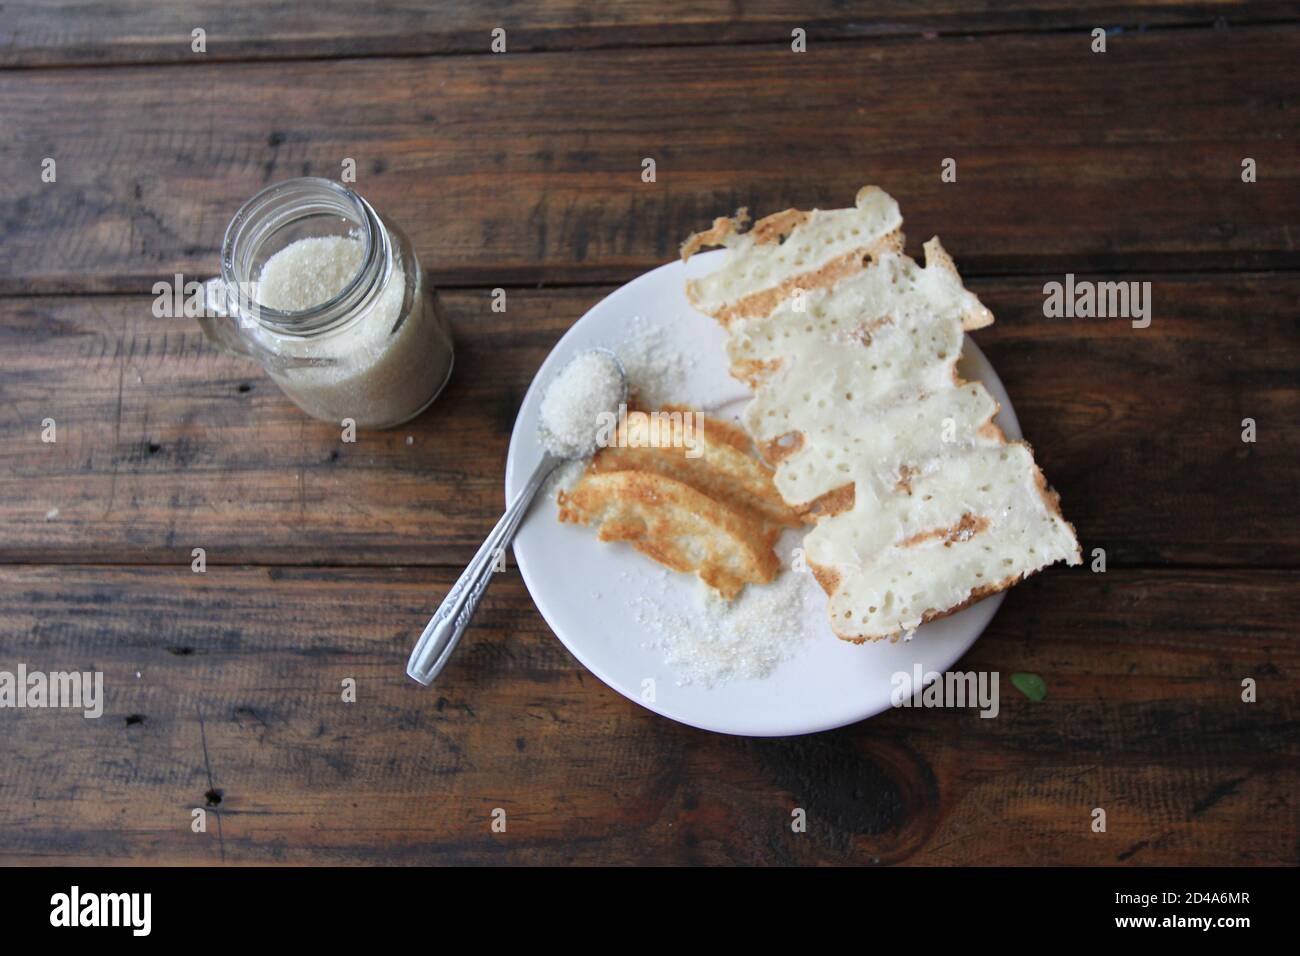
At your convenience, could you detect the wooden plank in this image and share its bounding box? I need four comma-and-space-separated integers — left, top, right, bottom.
1, 273, 1296, 567
0, 564, 1294, 864
1, 28, 1297, 293
3, 2, 1296, 67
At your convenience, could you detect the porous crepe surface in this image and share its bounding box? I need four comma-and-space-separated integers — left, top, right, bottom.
682, 187, 1080, 641
732, 240, 994, 508
684, 186, 906, 326
557, 410, 798, 599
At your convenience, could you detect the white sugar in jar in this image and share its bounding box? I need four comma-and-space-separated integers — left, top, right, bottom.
201, 178, 454, 428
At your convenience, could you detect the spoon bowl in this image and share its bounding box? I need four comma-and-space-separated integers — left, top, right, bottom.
536, 347, 629, 460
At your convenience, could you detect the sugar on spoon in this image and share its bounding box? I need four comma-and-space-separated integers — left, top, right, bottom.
406, 348, 628, 685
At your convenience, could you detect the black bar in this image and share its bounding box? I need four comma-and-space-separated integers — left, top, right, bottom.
0, 866, 1285, 941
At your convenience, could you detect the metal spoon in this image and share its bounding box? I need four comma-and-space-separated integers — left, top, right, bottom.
406, 348, 628, 685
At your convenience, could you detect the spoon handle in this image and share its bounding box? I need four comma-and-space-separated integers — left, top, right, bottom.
406, 454, 561, 685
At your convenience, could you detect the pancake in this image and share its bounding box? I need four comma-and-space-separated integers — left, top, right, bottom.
557, 409, 798, 599
682, 187, 1080, 641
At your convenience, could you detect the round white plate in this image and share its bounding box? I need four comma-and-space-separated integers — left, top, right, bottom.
505, 251, 1018, 736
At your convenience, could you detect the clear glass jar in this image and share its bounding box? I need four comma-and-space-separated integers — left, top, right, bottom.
200, 178, 454, 429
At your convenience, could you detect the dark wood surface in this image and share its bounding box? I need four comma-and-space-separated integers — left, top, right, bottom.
5, 2, 1297, 65
3, 27, 1298, 293
0, 3, 1296, 866
2, 565, 1295, 864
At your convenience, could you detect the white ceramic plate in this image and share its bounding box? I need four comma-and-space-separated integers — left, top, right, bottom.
505, 251, 1019, 736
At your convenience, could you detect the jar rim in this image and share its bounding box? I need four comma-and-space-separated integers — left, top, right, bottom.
220, 177, 390, 336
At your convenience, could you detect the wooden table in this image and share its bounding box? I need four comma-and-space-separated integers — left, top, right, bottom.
1, 2, 1296, 866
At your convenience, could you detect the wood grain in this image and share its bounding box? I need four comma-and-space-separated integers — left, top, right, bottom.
1, 274, 1295, 567
2, 28, 1297, 293
2, 12, 1297, 870
3, 2, 1295, 66
0, 564, 1293, 865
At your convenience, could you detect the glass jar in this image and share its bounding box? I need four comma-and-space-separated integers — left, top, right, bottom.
200, 178, 454, 429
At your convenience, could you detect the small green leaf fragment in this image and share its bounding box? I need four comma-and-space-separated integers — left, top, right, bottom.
1011, 672, 1048, 701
